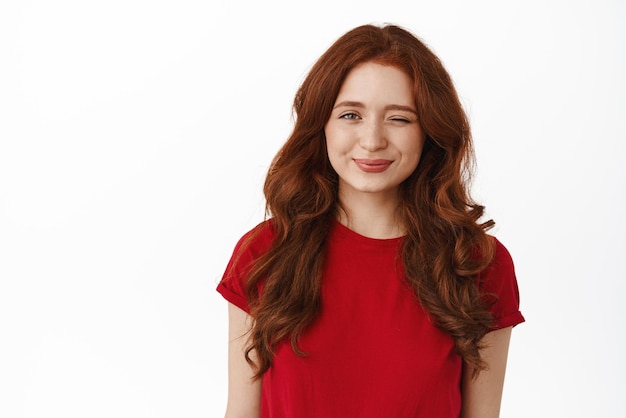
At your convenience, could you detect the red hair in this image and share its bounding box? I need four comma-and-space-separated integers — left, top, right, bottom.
239, 24, 495, 379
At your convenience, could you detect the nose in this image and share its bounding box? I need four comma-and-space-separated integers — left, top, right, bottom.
359, 119, 387, 151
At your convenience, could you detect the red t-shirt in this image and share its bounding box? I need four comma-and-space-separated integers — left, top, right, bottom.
217, 219, 524, 418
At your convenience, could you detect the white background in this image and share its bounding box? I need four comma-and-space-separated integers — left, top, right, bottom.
1, 0, 624, 417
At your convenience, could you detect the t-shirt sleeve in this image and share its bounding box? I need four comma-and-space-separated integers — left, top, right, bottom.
216, 221, 274, 314
480, 237, 525, 331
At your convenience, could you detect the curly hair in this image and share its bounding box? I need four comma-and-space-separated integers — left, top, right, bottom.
239, 23, 496, 380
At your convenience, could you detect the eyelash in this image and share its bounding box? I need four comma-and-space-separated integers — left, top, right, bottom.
339, 113, 412, 124
339, 112, 360, 120
391, 117, 411, 124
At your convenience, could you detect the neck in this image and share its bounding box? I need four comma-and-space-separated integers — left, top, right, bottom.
336, 188, 404, 239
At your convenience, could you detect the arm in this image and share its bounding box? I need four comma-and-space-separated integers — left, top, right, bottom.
460, 326, 513, 418
224, 303, 262, 418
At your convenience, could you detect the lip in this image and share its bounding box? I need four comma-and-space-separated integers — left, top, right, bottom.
353, 159, 393, 173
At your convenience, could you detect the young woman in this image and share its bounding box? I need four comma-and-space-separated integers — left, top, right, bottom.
217, 23, 524, 418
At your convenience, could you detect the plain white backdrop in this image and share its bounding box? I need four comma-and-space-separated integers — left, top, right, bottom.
1, 0, 624, 416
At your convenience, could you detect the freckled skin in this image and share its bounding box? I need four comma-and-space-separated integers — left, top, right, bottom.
325, 62, 426, 200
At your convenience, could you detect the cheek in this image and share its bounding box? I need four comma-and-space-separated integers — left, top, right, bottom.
324, 127, 348, 156
324, 129, 341, 170
414, 142, 426, 162
326, 147, 343, 170
403, 136, 426, 164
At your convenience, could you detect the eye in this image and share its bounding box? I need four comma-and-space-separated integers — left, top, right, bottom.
390, 117, 411, 124
339, 112, 360, 120
389, 116, 413, 124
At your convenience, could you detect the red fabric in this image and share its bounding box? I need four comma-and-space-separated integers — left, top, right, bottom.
217, 220, 524, 418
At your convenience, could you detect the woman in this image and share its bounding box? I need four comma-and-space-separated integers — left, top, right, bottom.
217, 23, 524, 417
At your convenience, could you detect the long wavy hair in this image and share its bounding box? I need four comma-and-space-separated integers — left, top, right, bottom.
240, 24, 496, 380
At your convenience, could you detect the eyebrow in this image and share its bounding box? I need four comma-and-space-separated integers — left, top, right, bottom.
333, 101, 418, 116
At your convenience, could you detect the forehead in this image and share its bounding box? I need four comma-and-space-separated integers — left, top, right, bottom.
335, 62, 415, 105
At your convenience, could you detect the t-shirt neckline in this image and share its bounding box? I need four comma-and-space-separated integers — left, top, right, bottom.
331, 218, 404, 247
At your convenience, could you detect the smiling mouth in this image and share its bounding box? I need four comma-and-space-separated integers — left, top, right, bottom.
353, 159, 393, 173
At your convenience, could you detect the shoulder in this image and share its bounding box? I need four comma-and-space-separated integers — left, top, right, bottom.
217, 219, 277, 313
232, 218, 277, 259
221, 219, 277, 281
481, 235, 525, 329
480, 235, 516, 284
490, 236, 515, 272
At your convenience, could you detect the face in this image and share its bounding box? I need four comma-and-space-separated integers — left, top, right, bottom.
324, 62, 425, 201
